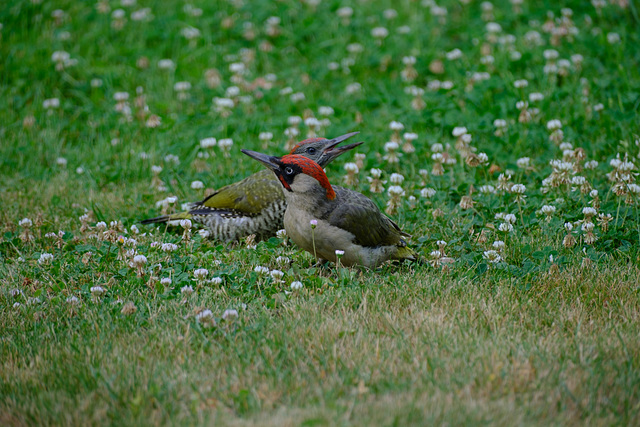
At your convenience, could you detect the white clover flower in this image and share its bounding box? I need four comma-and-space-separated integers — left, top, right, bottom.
402, 57, 417, 67
214, 98, 234, 109
493, 240, 505, 250
389, 173, 405, 185
161, 243, 178, 253
173, 81, 191, 92
546, 119, 562, 130
541, 205, 556, 215
200, 137, 217, 149
504, 214, 517, 224
498, 223, 514, 233
196, 309, 215, 327
180, 219, 192, 230
310, 219, 318, 227
38, 253, 54, 266
276, 256, 290, 266
627, 184, 640, 195
222, 309, 238, 321
564, 222, 573, 232
513, 79, 529, 88
113, 91, 129, 102
160, 277, 172, 286
43, 98, 60, 109
582, 207, 597, 217
479, 185, 496, 194
493, 119, 507, 128
483, 250, 503, 263
486, 22, 502, 33
383, 8, 398, 19
384, 141, 399, 152
543, 49, 559, 60
370, 168, 383, 178
387, 185, 405, 197
290, 281, 304, 290
66, 295, 79, 305
218, 138, 233, 152
344, 162, 359, 173
180, 26, 201, 39
529, 92, 544, 102
270, 269, 285, 281
336, 6, 353, 18
421, 188, 436, 198
446, 48, 463, 61
346, 43, 364, 54
209, 277, 223, 285
229, 62, 246, 74
571, 176, 586, 185
511, 184, 526, 194
191, 180, 204, 190
254, 266, 269, 275
180, 285, 193, 295
291, 92, 306, 102
403, 132, 418, 142
193, 268, 209, 280
151, 165, 162, 174
335, 250, 345, 257
516, 157, 530, 168
345, 82, 362, 94
287, 116, 302, 126
607, 32, 621, 44
258, 132, 273, 141
430, 143, 444, 153
132, 254, 147, 267
19, 218, 33, 227
389, 121, 404, 131
452, 126, 467, 137
56, 157, 68, 167
371, 27, 389, 39
589, 189, 599, 198
90, 286, 106, 297
582, 222, 595, 232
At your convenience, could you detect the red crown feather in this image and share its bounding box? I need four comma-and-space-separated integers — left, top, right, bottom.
280, 155, 336, 200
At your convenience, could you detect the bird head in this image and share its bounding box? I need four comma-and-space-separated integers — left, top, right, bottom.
289, 132, 362, 167
241, 151, 336, 200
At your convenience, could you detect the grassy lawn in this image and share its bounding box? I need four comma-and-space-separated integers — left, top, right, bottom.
1, 0, 640, 425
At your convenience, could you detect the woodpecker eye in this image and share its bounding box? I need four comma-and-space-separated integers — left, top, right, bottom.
284, 167, 294, 175
306, 147, 317, 155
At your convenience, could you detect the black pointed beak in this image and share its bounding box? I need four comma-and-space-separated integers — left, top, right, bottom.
241, 149, 281, 171
322, 131, 363, 158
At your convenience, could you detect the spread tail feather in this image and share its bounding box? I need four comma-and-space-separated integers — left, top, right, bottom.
140, 212, 192, 225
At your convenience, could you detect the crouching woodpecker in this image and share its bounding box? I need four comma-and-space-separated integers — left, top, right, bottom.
141, 132, 362, 241
241, 150, 417, 268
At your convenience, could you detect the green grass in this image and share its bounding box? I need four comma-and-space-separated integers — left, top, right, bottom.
2, 0, 640, 425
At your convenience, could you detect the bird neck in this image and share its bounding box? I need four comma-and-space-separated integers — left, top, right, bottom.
285, 174, 337, 214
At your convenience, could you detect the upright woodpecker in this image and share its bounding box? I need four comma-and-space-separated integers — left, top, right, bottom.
241, 150, 417, 268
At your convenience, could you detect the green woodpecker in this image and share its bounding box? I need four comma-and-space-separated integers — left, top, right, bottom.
141, 132, 362, 241
241, 150, 417, 268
